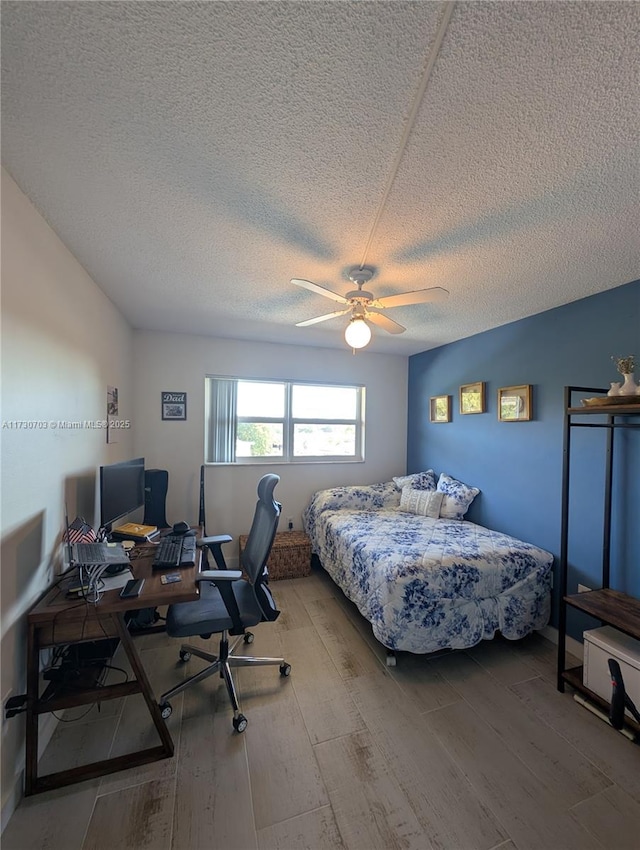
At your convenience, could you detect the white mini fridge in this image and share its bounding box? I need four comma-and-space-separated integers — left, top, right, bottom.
583, 625, 640, 718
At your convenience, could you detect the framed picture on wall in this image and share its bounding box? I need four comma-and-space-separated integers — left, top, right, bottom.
162, 391, 187, 421
498, 385, 532, 421
430, 395, 451, 423
460, 381, 486, 414
107, 385, 118, 443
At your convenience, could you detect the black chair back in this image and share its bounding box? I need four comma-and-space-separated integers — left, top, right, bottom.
242, 474, 281, 620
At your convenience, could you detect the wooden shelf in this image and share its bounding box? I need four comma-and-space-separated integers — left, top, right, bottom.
567, 404, 640, 415
37, 677, 141, 713
564, 589, 640, 641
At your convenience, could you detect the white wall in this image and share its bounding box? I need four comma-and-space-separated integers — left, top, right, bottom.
133, 331, 408, 564
0, 169, 134, 825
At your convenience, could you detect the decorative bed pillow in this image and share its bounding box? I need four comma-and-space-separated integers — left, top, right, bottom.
393, 470, 437, 491
400, 487, 444, 518
304, 482, 401, 519
436, 473, 480, 520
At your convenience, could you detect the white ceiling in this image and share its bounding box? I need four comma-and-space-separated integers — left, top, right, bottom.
2, 1, 639, 355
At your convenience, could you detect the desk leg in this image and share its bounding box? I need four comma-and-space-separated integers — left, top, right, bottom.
25, 614, 174, 795
24, 623, 41, 796
113, 614, 174, 757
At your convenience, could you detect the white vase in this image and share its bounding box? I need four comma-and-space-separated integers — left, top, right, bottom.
618, 373, 638, 396
608, 382, 621, 396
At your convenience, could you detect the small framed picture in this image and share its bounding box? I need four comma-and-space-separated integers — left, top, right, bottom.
460, 381, 486, 415
498, 385, 532, 421
107, 385, 119, 443
162, 391, 187, 421
430, 395, 451, 423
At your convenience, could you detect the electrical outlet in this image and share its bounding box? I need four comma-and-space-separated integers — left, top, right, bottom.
577, 583, 591, 593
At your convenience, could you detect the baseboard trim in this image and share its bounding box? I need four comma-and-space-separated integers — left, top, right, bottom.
1, 712, 58, 833
540, 624, 583, 662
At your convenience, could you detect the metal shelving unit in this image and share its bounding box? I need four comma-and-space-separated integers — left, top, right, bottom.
556, 386, 640, 736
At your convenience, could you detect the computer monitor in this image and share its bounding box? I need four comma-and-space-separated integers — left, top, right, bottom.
99, 457, 145, 532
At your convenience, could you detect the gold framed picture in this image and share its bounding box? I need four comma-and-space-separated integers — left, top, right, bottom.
498, 385, 532, 421
430, 395, 451, 423
460, 381, 486, 415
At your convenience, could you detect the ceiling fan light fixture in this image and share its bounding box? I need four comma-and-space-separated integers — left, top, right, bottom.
344, 317, 371, 350
292, 266, 448, 345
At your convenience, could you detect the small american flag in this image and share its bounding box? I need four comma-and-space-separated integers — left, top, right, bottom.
62, 516, 97, 544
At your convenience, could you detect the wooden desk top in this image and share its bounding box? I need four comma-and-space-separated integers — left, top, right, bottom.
28, 539, 202, 626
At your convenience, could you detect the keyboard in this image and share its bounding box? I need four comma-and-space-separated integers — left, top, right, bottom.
152, 536, 197, 569
75, 543, 106, 560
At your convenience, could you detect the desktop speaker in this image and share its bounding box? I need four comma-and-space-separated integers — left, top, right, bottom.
143, 468, 169, 528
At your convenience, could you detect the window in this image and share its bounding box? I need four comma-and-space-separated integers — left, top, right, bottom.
205, 377, 365, 464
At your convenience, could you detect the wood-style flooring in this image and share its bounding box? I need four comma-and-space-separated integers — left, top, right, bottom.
3, 567, 639, 850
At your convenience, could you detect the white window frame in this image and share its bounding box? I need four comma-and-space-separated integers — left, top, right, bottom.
205, 376, 365, 464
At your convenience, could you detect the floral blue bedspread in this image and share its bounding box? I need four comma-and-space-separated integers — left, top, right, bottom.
302, 482, 553, 654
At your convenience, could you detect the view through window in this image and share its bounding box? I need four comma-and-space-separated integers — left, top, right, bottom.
205, 377, 365, 463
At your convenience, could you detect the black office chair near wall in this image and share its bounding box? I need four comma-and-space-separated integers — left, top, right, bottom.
158, 473, 291, 732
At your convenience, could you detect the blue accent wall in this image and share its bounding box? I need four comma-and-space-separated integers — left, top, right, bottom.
407, 280, 640, 635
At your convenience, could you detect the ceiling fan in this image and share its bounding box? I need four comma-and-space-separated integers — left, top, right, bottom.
292, 266, 449, 349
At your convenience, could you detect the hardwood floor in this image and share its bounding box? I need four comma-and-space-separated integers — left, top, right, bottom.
4, 568, 639, 850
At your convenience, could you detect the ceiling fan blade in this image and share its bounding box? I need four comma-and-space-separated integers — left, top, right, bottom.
374, 286, 449, 309
366, 310, 406, 334
296, 309, 350, 327
291, 278, 348, 304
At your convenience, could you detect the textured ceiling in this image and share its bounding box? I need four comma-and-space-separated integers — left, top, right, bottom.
2, 1, 639, 355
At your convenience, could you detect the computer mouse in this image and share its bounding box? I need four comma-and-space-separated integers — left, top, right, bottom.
172, 521, 191, 535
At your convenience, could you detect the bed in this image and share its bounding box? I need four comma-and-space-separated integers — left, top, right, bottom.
302, 473, 553, 659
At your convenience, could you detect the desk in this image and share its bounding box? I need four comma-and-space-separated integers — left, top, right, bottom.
25, 540, 202, 795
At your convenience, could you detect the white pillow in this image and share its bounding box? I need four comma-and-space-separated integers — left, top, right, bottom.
436, 473, 480, 520
393, 470, 437, 491
400, 487, 444, 518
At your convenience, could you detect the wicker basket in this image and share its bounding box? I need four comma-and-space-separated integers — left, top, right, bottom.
238, 530, 312, 580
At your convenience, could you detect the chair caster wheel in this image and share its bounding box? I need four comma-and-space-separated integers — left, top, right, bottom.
279, 663, 292, 677
159, 702, 172, 720
179, 650, 191, 662
233, 714, 248, 733
243, 632, 255, 644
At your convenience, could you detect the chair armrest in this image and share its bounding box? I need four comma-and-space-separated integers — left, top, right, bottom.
197, 569, 246, 635
197, 534, 233, 546
196, 570, 242, 582
198, 535, 233, 571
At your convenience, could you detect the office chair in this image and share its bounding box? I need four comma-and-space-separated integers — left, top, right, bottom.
158, 473, 291, 732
